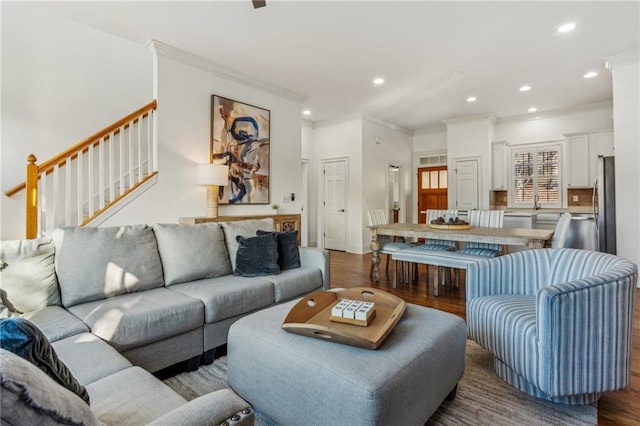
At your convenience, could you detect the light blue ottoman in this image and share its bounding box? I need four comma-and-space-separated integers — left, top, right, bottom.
227, 300, 466, 425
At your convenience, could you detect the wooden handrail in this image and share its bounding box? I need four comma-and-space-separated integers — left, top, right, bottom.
4, 99, 157, 197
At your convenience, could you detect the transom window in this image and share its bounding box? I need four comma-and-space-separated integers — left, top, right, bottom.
511, 144, 561, 208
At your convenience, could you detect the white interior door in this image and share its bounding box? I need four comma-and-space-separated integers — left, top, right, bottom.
322, 159, 347, 251
455, 159, 479, 210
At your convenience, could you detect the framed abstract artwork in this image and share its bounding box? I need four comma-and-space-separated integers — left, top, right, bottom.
211, 95, 270, 204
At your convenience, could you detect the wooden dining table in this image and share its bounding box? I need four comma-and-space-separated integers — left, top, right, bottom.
368, 223, 554, 281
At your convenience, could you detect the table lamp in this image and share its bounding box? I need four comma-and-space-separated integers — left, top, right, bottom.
197, 163, 229, 218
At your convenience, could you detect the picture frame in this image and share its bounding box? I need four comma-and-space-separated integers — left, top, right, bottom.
211, 95, 270, 204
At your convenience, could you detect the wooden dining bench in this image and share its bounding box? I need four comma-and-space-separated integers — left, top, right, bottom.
392, 249, 490, 296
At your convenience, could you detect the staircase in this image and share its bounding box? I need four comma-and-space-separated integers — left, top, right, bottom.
5, 100, 158, 238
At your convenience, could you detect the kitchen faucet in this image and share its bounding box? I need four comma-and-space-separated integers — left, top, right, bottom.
533, 194, 540, 210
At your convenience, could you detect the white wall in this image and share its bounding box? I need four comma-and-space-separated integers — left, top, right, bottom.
607, 52, 640, 272
362, 117, 413, 252
413, 126, 447, 152
301, 120, 317, 246
1, 3, 152, 239
313, 117, 362, 253
444, 115, 495, 210
102, 49, 304, 227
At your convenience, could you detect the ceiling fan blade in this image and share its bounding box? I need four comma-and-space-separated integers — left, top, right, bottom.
252, 0, 266, 8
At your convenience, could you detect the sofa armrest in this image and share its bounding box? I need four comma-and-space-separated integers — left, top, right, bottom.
299, 247, 330, 290
466, 249, 552, 300
147, 388, 253, 426
535, 268, 637, 396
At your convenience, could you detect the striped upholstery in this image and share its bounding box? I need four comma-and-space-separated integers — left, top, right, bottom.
367, 209, 412, 275
421, 210, 458, 248
466, 248, 638, 405
458, 210, 504, 255
551, 212, 572, 248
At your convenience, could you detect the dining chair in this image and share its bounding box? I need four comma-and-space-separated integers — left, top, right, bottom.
551, 212, 573, 248
367, 209, 413, 277
457, 210, 505, 257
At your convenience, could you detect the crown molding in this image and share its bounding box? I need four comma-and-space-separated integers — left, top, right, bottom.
362, 114, 414, 136
442, 113, 497, 126
414, 123, 447, 136
147, 39, 307, 103
496, 100, 613, 124
605, 50, 640, 70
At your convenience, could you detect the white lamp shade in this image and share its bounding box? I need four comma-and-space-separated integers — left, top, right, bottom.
197, 163, 229, 186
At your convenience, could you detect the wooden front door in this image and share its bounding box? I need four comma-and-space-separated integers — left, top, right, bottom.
417, 166, 448, 224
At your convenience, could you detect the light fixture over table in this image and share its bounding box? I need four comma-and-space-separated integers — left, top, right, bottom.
197, 163, 229, 218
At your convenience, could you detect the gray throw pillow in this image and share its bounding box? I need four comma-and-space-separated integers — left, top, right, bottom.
0, 238, 60, 315
256, 230, 300, 270
221, 219, 275, 270
233, 234, 280, 277
0, 318, 90, 405
0, 349, 99, 426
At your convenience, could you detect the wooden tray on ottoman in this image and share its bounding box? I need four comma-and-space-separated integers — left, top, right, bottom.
282, 287, 406, 349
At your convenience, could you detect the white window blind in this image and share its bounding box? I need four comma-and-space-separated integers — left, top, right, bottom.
512, 144, 561, 207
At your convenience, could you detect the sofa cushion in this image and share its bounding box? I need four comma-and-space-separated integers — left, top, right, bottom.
263, 267, 323, 303
0, 349, 100, 426
0, 318, 90, 404
0, 238, 60, 314
52, 333, 132, 385
53, 225, 165, 307
153, 223, 232, 285
169, 276, 274, 323
257, 230, 301, 270
221, 218, 275, 270
234, 234, 280, 277
26, 305, 89, 342
67, 288, 204, 352
87, 366, 187, 425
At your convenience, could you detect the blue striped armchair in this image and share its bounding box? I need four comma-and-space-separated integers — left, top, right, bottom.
466, 248, 637, 405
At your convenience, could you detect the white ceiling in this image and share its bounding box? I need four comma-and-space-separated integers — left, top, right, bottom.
32, 1, 640, 131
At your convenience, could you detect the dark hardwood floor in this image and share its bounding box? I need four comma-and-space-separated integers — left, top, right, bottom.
328, 250, 640, 426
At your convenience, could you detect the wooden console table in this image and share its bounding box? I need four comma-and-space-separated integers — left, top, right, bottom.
179, 214, 301, 245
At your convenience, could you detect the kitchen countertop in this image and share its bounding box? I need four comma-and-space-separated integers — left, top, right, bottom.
494, 206, 594, 215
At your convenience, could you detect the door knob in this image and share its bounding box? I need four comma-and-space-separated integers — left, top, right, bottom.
338, 209, 345, 212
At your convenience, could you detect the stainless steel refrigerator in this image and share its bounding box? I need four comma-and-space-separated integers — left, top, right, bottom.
593, 156, 616, 254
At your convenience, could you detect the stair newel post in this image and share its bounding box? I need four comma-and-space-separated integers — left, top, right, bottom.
25, 154, 39, 239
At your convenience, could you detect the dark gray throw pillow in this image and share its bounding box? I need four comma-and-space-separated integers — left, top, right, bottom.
234, 234, 280, 277
0, 318, 90, 405
256, 230, 301, 270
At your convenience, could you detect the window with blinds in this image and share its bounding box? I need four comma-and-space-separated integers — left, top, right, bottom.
512, 145, 561, 207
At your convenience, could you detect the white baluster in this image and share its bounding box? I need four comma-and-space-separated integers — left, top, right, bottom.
109, 132, 114, 204
77, 151, 83, 225
65, 157, 71, 226
128, 121, 134, 189
88, 144, 94, 216
99, 139, 105, 209
119, 126, 124, 197
137, 118, 142, 183
52, 165, 59, 230
39, 173, 45, 236
147, 113, 152, 175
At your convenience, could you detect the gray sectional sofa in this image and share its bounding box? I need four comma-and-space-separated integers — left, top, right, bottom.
0, 218, 329, 425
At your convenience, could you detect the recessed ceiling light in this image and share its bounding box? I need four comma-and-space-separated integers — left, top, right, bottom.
302, 110, 311, 116
528, 107, 538, 113
558, 22, 576, 33
519, 85, 532, 92
373, 77, 385, 85
466, 96, 477, 102
583, 71, 598, 79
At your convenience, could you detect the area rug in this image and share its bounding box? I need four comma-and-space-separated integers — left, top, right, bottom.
164, 340, 597, 426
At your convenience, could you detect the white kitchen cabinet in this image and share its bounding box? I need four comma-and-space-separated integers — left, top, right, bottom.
567, 134, 590, 187
491, 141, 507, 190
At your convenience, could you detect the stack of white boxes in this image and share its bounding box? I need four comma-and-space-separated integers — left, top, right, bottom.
331, 299, 376, 326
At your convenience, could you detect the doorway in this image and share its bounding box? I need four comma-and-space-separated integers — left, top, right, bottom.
454, 158, 479, 210
417, 166, 448, 224
322, 158, 348, 251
